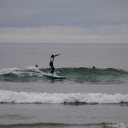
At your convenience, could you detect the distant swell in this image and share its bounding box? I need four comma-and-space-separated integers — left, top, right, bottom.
0, 122, 127, 128
0, 67, 128, 84
0, 90, 128, 105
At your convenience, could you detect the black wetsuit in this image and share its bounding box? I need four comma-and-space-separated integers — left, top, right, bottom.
49, 55, 58, 74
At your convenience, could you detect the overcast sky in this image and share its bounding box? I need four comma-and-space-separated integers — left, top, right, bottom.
0, 0, 128, 43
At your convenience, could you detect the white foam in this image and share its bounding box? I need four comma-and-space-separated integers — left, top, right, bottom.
0, 90, 128, 104
0, 68, 19, 75
107, 123, 128, 128
0, 67, 41, 76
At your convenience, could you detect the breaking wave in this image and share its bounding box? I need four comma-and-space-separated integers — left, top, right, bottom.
0, 90, 128, 105
0, 67, 128, 84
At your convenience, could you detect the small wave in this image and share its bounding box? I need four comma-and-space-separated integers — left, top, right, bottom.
0, 122, 106, 128
0, 67, 128, 84
0, 122, 127, 128
0, 90, 128, 105
0, 122, 128, 128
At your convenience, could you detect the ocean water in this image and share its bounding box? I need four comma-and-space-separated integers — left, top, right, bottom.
0, 43, 128, 128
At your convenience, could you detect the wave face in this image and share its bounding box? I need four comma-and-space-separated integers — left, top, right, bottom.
0, 67, 128, 84
0, 90, 128, 104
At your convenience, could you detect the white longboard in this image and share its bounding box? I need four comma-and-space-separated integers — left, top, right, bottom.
42, 72, 66, 79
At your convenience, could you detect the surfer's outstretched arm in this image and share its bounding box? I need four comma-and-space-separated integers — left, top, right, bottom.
54, 54, 60, 57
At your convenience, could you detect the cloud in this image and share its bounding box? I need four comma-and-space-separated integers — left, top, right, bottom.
0, 0, 128, 43
0, 24, 128, 43
0, 0, 128, 27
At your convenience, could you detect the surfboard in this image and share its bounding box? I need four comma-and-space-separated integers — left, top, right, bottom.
42, 72, 66, 79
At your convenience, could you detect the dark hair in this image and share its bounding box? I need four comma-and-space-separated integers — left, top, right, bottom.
35, 64, 38, 67
51, 55, 54, 57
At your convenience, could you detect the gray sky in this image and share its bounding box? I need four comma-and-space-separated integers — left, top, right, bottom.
0, 0, 128, 43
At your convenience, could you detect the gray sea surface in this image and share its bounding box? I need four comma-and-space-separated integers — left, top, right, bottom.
0, 43, 128, 128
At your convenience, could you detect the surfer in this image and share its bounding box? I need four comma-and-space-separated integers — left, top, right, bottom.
93, 66, 95, 69
35, 64, 38, 67
49, 54, 60, 75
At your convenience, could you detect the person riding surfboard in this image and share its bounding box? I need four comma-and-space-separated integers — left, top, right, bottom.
49, 54, 60, 75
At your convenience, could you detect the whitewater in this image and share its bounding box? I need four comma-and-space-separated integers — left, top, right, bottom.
0, 90, 128, 104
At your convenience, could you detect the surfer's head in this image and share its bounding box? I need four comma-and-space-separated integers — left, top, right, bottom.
51, 55, 54, 58
35, 64, 38, 67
